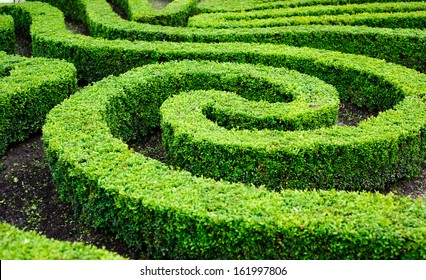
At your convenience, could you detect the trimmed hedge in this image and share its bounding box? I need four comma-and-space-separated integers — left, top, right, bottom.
25, 0, 426, 73
0, 223, 126, 259
192, 2, 426, 22
111, 0, 197, 26
2, 0, 423, 259
0, 1, 422, 86
42, 60, 426, 259
0, 51, 77, 156
161, 88, 426, 191
189, 2, 426, 29
196, 0, 424, 13
0, 14, 15, 54
188, 11, 426, 29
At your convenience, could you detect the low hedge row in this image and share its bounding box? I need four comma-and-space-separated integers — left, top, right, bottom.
190, 11, 426, 29
0, 14, 14, 54
191, 2, 426, 22
1, 1, 424, 91
42, 60, 426, 259
112, 0, 197, 26
0, 51, 77, 156
196, 0, 422, 13
0, 223, 126, 259
161, 88, 426, 191
189, 2, 426, 29
26, 0, 426, 73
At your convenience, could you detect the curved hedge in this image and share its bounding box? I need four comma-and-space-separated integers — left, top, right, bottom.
112, 0, 197, 26
161, 89, 426, 191
1, 0, 423, 259
25, 0, 426, 73
0, 223, 126, 260
189, 3, 426, 29
192, 2, 426, 22
0, 14, 14, 54
196, 0, 424, 13
0, 51, 77, 156
43, 60, 426, 259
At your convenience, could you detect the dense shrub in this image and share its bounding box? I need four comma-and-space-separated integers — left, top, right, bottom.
43, 60, 426, 259
196, 0, 424, 13
0, 223, 126, 259
189, 2, 426, 29
111, 0, 197, 26
0, 15, 14, 54
25, 0, 426, 73
0, 0, 423, 259
0, 51, 77, 156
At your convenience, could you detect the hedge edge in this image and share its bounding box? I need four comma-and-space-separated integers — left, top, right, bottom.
0, 51, 77, 156
43, 60, 426, 259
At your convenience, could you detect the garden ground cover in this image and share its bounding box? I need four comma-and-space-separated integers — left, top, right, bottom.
0, 0, 424, 260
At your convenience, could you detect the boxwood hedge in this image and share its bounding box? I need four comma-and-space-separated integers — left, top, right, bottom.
1, 0, 424, 259
196, 0, 424, 13
25, 0, 426, 73
189, 2, 426, 29
111, 0, 197, 26
0, 14, 14, 54
191, 2, 426, 23
43, 60, 426, 259
0, 51, 77, 156
0, 223, 126, 259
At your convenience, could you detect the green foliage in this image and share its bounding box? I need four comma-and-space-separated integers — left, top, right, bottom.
0, 223, 126, 259
162, 89, 426, 191
196, 0, 424, 13
43, 60, 426, 259
189, 2, 426, 29
3, 0, 422, 259
25, 0, 426, 73
0, 52, 77, 156
111, 0, 197, 26
0, 15, 15, 54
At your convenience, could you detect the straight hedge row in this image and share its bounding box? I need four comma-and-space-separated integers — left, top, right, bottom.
190, 11, 426, 29
196, 0, 422, 13
0, 51, 77, 156
0, 14, 15, 54
3, 2, 423, 109
111, 0, 197, 26
189, 2, 426, 29
27, 0, 426, 73
191, 2, 426, 21
42, 60, 426, 259
0, 223, 126, 259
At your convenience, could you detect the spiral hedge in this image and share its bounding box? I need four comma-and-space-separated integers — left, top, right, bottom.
0, 51, 77, 156
1, 0, 425, 259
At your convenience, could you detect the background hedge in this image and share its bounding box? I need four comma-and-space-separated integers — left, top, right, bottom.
0, 51, 77, 156
111, 0, 197, 26
0, 14, 14, 54
26, 0, 426, 73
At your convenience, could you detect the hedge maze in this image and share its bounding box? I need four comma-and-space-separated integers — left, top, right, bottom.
0, 51, 77, 156
1, 0, 426, 259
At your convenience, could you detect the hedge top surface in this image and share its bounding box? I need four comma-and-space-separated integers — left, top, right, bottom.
43, 60, 426, 259
3, 0, 423, 258
0, 223, 126, 260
